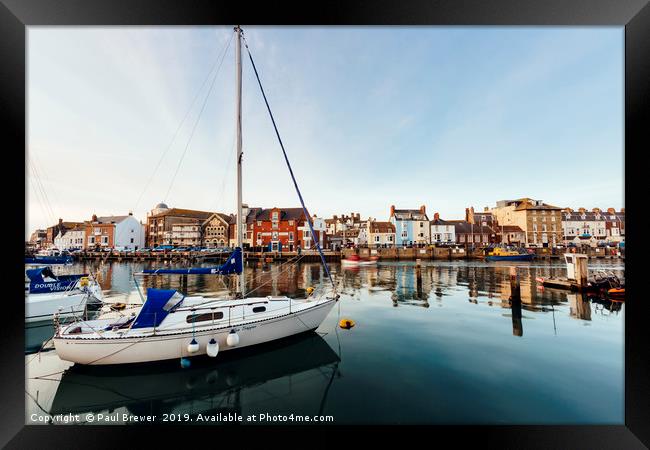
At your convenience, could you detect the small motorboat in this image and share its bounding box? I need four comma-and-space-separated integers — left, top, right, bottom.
25, 266, 103, 323
341, 254, 379, 267
590, 270, 622, 291
485, 247, 535, 262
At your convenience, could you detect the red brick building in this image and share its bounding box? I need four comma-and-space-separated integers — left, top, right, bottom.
230, 207, 307, 251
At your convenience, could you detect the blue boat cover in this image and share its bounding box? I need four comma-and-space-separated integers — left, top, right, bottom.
26, 267, 58, 283
131, 288, 185, 329
142, 247, 243, 275
26, 267, 87, 294
25, 255, 73, 265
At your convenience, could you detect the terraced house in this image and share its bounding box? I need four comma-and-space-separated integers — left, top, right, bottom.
367, 220, 396, 247
490, 198, 563, 247
562, 207, 624, 245
389, 205, 430, 246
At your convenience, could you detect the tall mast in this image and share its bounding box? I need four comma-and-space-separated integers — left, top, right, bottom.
235, 25, 245, 297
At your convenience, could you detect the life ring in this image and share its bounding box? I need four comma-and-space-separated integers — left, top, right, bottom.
339, 318, 355, 329
110, 303, 127, 311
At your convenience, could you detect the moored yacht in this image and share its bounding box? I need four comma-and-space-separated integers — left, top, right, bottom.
53, 26, 339, 366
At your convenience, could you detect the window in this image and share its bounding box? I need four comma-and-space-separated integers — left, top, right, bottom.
388, 235, 393, 242
272, 212, 279, 220
130, 238, 134, 243
102, 236, 109, 244
257, 221, 262, 226
186, 311, 224, 323
253, 306, 266, 313
289, 232, 294, 241
419, 222, 423, 228
401, 230, 408, 238
289, 220, 294, 226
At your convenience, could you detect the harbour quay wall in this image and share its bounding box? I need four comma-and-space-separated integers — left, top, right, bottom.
71, 245, 621, 263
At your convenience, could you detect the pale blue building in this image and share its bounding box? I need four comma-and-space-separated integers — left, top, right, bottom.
389, 205, 430, 247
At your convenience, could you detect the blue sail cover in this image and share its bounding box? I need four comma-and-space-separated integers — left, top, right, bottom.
131, 288, 185, 329
142, 247, 243, 275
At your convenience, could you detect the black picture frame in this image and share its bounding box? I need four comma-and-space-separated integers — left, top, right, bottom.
2, 0, 648, 447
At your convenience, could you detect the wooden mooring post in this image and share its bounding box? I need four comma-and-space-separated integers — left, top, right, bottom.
509, 266, 523, 337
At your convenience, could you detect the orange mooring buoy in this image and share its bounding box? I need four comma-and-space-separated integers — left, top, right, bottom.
339, 318, 355, 329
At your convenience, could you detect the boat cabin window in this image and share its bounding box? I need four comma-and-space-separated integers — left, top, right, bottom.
252, 306, 266, 313
186, 311, 224, 323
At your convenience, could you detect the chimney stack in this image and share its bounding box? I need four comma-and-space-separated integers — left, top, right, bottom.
578, 207, 586, 214
592, 207, 601, 213
58, 218, 63, 226
607, 207, 615, 214
390, 205, 395, 217
434, 212, 440, 221
420, 205, 426, 214
92, 214, 98, 222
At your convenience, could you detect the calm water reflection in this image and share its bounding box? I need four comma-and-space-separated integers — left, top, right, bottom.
26, 259, 624, 424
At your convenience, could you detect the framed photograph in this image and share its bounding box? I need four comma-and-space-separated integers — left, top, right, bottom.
3, 0, 648, 447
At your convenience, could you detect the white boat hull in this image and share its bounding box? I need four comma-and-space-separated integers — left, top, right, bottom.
341, 259, 378, 266
26, 291, 89, 323
54, 298, 336, 365
25, 282, 103, 323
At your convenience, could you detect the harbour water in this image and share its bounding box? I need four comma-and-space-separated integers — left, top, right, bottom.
26, 259, 624, 425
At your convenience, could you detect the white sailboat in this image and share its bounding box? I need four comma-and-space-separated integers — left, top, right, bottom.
53, 27, 339, 365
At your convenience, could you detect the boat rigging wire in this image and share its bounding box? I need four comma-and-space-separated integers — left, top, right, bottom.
241, 34, 335, 290
133, 32, 234, 212
28, 157, 57, 227
163, 34, 234, 204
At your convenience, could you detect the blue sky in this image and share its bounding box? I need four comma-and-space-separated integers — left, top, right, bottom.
27, 26, 623, 237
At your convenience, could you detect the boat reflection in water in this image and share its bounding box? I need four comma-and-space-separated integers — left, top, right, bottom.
50, 332, 339, 422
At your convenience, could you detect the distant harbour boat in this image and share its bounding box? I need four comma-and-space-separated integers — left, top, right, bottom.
485, 247, 535, 262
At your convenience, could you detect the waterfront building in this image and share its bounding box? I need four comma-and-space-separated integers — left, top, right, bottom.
29, 229, 47, 249
449, 220, 497, 246
241, 207, 307, 251
490, 198, 563, 247
146, 203, 213, 247
45, 219, 83, 248
496, 225, 526, 246
367, 220, 396, 247
389, 205, 430, 246
170, 222, 202, 247
227, 204, 263, 248
202, 213, 231, 248
298, 215, 328, 250
86, 213, 145, 250
562, 207, 623, 245
466, 207, 497, 228
53, 223, 86, 250
604, 208, 625, 243
430, 213, 456, 245
325, 213, 362, 235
